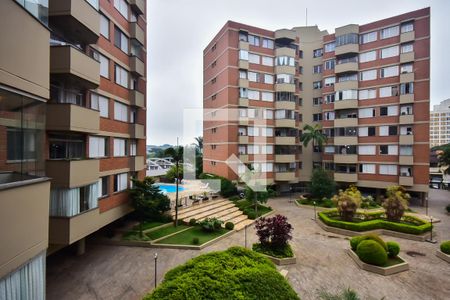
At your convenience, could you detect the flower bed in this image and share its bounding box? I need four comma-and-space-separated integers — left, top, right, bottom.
252, 243, 296, 265
318, 209, 431, 235
155, 226, 230, 246
347, 249, 409, 275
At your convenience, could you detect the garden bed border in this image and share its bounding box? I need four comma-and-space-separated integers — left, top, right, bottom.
436, 250, 450, 263
347, 249, 409, 276
152, 229, 235, 250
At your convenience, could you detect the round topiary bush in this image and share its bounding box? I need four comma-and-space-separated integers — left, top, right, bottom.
441, 240, 450, 254
356, 240, 388, 266
350, 236, 363, 251
189, 218, 197, 226
225, 222, 235, 230
386, 241, 400, 258
247, 212, 257, 220
192, 237, 200, 245
350, 234, 387, 252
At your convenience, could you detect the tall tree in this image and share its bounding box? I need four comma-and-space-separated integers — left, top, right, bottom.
300, 124, 327, 150
129, 177, 170, 237
164, 145, 183, 226
194, 136, 203, 152
437, 145, 450, 174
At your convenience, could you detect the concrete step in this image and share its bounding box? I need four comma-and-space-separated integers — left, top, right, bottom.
234, 219, 255, 231
228, 214, 249, 225
218, 210, 244, 223
182, 203, 236, 222
171, 199, 229, 216
195, 207, 241, 223
172, 200, 230, 219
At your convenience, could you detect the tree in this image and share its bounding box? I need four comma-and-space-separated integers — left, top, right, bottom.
164, 145, 183, 226
129, 177, 170, 237
309, 167, 336, 200
165, 164, 184, 182
255, 215, 293, 249
332, 186, 362, 221
300, 124, 327, 150
437, 145, 450, 174
382, 185, 410, 222
245, 184, 270, 217
193, 136, 203, 152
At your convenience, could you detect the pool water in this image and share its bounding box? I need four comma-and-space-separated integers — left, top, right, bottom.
156, 184, 185, 194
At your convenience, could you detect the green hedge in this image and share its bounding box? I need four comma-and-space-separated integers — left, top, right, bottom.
441, 241, 450, 254
144, 247, 299, 299
318, 210, 431, 235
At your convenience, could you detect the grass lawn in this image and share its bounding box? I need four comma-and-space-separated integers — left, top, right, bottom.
155, 226, 230, 245
122, 231, 151, 241
235, 200, 272, 219
132, 220, 170, 232
146, 224, 189, 240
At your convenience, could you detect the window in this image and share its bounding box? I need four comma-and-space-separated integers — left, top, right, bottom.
249, 53, 260, 64
261, 127, 273, 137
359, 51, 376, 63
248, 90, 260, 100
359, 89, 376, 100
114, 65, 129, 88
400, 105, 413, 115
338, 74, 358, 82
400, 63, 413, 73
400, 82, 414, 94
261, 92, 273, 102
324, 146, 335, 154
129, 140, 137, 156
262, 56, 273, 66
400, 145, 413, 155
248, 35, 260, 46
336, 33, 358, 46
358, 145, 376, 155
298, 66, 303, 74
379, 86, 399, 98
99, 54, 109, 78
380, 65, 399, 78
263, 110, 273, 119
298, 50, 303, 58
130, 107, 137, 123
380, 26, 399, 39
401, 43, 414, 53
379, 165, 397, 175
113, 138, 127, 156
400, 126, 413, 135
358, 127, 375, 137
359, 108, 375, 118
325, 94, 335, 103
324, 59, 335, 70
381, 46, 399, 58
239, 32, 248, 42
324, 42, 335, 52
313, 48, 323, 58
360, 164, 376, 174
379, 145, 398, 155
248, 72, 259, 82
336, 90, 357, 101
100, 14, 109, 38
239, 70, 247, 79
313, 97, 322, 106
89, 136, 107, 158
400, 166, 412, 177
313, 81, 322, 89
360, 69, 377, 81
114, 101, 128, 122
262, 38, 274, 49
91, 94, 109, 117
379, 105, 398, 116
276, 56, 295, 66
313, 65, 322, 74
324, 77, 335, 87
248, 127, 259, 137
99, 177, 108, 197
401, 22, 414, 33
276, 74, 294, 84
114, 173, 128, 192
360, 31, 377, 44
211, 78, 216, 84
114, 0, 128, 19
313, 113, 322, 121
239, 88, 248, 98
264, 74, 274, 84
324, 111, 335, 120
48, 133, 84, 160
239, 50, 249, 60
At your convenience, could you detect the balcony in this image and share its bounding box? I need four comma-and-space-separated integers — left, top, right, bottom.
0, 175, 50, 279
275, 101, 296, 110
49, 208, 99, 245
334, 136, 358, 145
238, 98, 249, 106
129, 90, 145, 108
399, 135, 414, 144
399, 155, 414, 165
275, 172, 296, 181
334, 80, 358, 91
275, 83, 296, 93
130, 22, 145, 45
130, 124, 145, 139
238, 41, 249, 50
275, 155, 296, 163
399, 114, 414, 124
274, 29, 296, 41
130, 56, 145, 77
400, 94, 414, 104
275, 119, 296, 128
238, 60, 249, 69
275, 136, 296, 145
399, 176, 414, 186
400, 52, 415, 63
334, 173, 358, 182
335, 62, 358, 74
334, 118, 358, 127
129, 0, 145, 15
46, 104, 99, 133
334, 99, 358, 110
275, 65, 296, 75
334, 154, 358, 164
335, 44, 359, 56
400, 31, 415, 43
275, 47, 296, 57
50, 46, 100, 89
239, 78, 249, 88
239, 154, 249, 163
46, 159, 99, 188
130, 156, 145, 171
400, 72, 414, 83
239, 136, 249, 144
49, 0, 99, 44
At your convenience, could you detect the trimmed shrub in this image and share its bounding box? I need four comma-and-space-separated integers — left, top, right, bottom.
387, 241, 400, 258
213, 220, 222, 230
229, 195, 240, 202
349, 234, 387, 251
441, 241, 450, 255
199, 217, 223, 232
383, 185, 410, 222
350, 236, 363, 251
225, 222, 235, 230
192, 237, 200, 245
189, 218, 196, 226
247, 211, 257, 220
446, 204, 450, 213
356, 240, 388, 266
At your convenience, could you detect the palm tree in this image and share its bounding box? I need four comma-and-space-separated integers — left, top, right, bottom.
164, 144, 183, 226
194, 136, 203, 152
300, 124, 327, 151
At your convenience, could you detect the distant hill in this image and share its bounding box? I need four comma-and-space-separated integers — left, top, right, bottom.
147, 144, 174, 158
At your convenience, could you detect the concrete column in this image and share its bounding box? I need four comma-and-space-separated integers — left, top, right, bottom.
76, 238, 86, 256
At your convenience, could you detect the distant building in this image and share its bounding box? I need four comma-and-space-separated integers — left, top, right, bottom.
430, 99, 450, 147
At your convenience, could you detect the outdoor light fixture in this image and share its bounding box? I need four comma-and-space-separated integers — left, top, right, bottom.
426, 217, 437, 244
154, 253, 158, 288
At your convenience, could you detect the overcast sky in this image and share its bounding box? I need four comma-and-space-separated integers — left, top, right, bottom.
146, 0, 449, 146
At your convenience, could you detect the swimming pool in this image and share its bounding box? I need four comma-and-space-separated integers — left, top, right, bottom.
155, 184, 185, 194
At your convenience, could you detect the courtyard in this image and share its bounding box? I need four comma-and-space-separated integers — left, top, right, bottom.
46, 189, 450, 300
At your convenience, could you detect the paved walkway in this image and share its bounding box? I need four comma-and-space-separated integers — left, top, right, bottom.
46, 189, 450, 300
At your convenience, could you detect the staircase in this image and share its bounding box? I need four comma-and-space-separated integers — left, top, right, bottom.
170, 199, 254, 230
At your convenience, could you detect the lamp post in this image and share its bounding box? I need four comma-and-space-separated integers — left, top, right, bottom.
244, 224, 248, 248
311, 201, 317, 221
154, 253, 158, 288
426, 216, 437, 244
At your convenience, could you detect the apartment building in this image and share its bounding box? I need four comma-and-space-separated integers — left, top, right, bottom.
203, 8, 429, 199
0, 0, 146, 297
430, 99, 450, 147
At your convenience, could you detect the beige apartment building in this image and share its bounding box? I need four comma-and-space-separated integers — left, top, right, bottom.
203, 8, 430, 199
430, 99, 450, 147
0, 0, 146, 298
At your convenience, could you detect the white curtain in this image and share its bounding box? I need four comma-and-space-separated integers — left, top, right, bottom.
0, 253, 45, 300
50, 188, 80, 217
85, 183, 99, 210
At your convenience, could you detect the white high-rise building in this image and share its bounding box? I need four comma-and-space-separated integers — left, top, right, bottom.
430, 99, 450, 147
